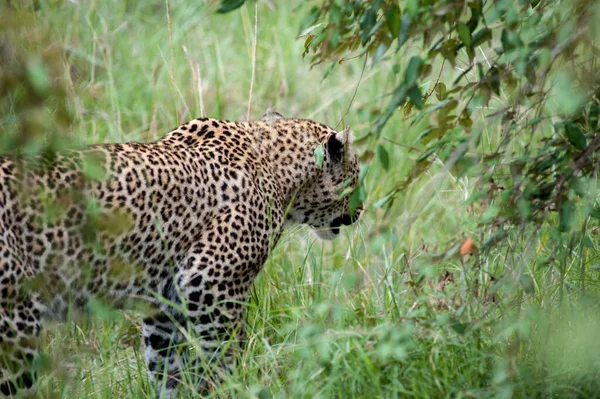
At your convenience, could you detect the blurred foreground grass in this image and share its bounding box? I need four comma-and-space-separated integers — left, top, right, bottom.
2, 1, 600, 398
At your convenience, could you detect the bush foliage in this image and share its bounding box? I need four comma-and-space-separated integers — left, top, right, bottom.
224, 0, 600, 267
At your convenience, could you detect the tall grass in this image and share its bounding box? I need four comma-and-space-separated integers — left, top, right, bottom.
3, 0, 600, 398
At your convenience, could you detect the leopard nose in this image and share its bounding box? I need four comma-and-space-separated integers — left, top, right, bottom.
342, 211, 362, 226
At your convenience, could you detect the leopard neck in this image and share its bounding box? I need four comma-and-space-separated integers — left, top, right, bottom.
244, 120, 324, 208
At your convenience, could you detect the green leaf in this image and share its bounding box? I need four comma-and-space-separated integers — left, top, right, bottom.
40, 192, 67, 225
385, 4, 401, 38
372, 42, 389, 66
435, 82, 447, 100
589, 205, 600, 220
406, 0, 418, 17
258, 388, 272, 399
490, 67, 501, 96
451, 321, 468, 335
415, 128, 432, 143
360, 7, 377, 45
569, 176, 588, 197
81, 151, 108, 181
85, 196, 102, 219
408, 85, 423, 109
471, 27, 491, 47
465, 190, 487, 205
300, 6, 321, 32
564, 122, 587, 150
501, 29, 522, 53
467, 4, 481, 32
482, 204, 500, 223
86, 298, 120, 321
349, 183, 367, 213
26, 59, 50, 94
559, 200, 576, 233
302, 35, 314, 58
397, 13, 412, 49
582, 235, 594, 248
528, 117, 544, 126
589, 102, 599, 131
374, 83, 408, 133
314, 144, 325, 169
416, 146, 437, 162
329, 3, 342, 25
517, 199, 532, 220
217, 0, 246, 13
377, 145, 389, 170
457, 23, 472, 47
404, 56, 423, 85
519, 274, 535, 294
374, 191, 395, 209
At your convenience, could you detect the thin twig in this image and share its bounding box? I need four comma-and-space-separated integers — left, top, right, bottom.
165, 0, 176, 116
382, 137, 421, 152
247, 2, 258, 121
574, 133, 600, 170
183, 46, 205, 118
335, 52, 368, 129
425, 58, 446, 100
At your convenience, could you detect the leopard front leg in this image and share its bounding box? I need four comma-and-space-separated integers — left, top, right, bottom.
142, 312, 185, 399
176, 267, 249, 395
141, 278, 246, 398
173, 206, 271, 395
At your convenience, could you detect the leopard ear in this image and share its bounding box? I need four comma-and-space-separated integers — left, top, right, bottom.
335, 126, 353, 145
327, 126, 353, 163
262, 109, 284, 122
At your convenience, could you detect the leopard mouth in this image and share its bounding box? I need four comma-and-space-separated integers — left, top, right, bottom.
314, 228, 339, 240
331, 213, 359, 231
314, 213, 359, 240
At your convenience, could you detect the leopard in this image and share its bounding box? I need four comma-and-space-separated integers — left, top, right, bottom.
0, 110, 362, 398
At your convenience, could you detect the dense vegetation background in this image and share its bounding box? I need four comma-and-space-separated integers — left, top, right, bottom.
2, 0, 600, 397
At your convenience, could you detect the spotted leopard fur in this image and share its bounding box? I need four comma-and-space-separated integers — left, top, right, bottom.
0, 111, 361, 397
